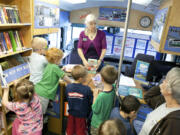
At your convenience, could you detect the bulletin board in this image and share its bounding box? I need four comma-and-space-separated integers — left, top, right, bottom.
34, 0, 60, 28
105, 31, 160, 60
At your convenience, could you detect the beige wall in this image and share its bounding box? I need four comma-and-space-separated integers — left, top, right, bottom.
70, 7, 154, 31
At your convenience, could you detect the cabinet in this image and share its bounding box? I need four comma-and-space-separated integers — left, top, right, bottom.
151, 0, 180, 56
0, 0, 33, 134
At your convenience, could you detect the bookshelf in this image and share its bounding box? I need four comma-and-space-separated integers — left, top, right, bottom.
0, 0, 33, 134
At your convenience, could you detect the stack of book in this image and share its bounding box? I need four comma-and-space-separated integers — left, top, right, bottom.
0, 30, 25, 54
0, 5, 21, 24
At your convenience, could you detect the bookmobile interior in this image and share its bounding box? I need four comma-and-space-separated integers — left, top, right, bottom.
0, 0, 180, 135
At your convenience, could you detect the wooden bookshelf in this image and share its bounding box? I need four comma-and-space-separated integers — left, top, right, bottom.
0, 0, 33, 134
0, 23, 31, 30
0, 48, 32, 59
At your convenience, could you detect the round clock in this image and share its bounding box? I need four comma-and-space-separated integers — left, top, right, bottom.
139, 16, 151, 28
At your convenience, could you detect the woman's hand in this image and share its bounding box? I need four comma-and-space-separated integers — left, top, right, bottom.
83, 59, 89, 68
96, 59, 102, 70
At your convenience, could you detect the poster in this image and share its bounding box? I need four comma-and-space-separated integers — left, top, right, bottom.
164, 26, 180, 53
151, 8, 168, 43
34, 0, 60, 28
134, 60, 150, 85
136, 39, 147, 49
124, 47, 133, 57
113, 46, 121, 55
106, 35, 113, 54
99, 8, 126, 22
114, 36, 122, 46
125, 38, 135, 48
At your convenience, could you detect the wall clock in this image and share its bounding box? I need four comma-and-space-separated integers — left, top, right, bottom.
139, 16, 151, 28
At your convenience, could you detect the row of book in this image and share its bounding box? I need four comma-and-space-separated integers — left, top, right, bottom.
0, 5, 21, 24
0, 30, 25, 54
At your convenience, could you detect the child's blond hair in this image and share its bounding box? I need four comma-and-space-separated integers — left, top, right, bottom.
98, 119, 126, 135
71, 65, 87, 80
15, 79, 34, 105
46, 48, 63, 64
31, 37, 47, 51
100, 65, 118, 84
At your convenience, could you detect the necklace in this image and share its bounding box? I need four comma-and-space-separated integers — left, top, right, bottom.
88, 29, 97, 40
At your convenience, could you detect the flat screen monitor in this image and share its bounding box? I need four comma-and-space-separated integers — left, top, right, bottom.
146, 60, 179, 82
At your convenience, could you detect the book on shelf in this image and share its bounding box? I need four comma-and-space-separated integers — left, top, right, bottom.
0, 30, 25, 54
118, 85, 143, 99
0, 54, 30, 86
0, 4, 21, 24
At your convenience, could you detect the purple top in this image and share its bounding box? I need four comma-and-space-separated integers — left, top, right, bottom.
78, 30, 107, 57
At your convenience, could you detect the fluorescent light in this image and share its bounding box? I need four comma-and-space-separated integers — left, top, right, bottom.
66, 0, 86, 4
132, 0, 153, 6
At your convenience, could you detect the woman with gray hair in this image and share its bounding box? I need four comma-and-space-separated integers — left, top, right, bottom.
139, 67, 180, 135
77, 14, 107, 71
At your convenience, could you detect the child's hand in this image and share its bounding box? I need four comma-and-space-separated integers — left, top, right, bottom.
3, 86, 9, 92
13, 80, 19, 87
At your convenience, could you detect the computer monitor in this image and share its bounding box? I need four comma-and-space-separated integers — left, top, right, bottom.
146, 60, 179, 82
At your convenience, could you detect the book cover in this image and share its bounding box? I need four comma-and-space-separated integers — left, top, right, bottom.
134, 60, 150, 85
0, 7, 3, 24
18, 31, 25, 47
0, 35, 7, 53
88, 58, 97, 73
3, 32, 12, 52
13, 7, 21, 23
0, 33, 8, 52
15, 31, 22, 49
4, 32, 12, 50
8, 31, 17, 52
118, 85, 143, 99
0, 7, 6, 24
13, 31, 21, 51
2, 7, 9, 23
5, 8, 12, 23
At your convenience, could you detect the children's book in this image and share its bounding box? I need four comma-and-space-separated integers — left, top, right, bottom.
92, 73, 104, 90
118, 85, 143, 99
134, 60, 150, 85
88, 59, 97, 74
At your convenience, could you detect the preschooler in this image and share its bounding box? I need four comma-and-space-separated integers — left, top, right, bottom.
66, 65, 93, 135
91, 65, 118, 135
110, 95, 141, 135
2, 79, 43, 135
35, 48, 72, 114
28, 37, 48, 85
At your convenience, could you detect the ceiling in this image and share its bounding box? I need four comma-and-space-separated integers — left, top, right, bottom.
60, 0, 163, 14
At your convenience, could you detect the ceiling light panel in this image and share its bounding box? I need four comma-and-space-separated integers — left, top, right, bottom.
66, 0, 86, 4
132, 0, 153, 6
